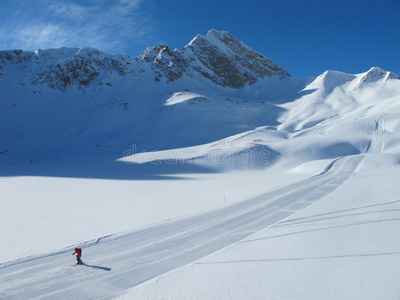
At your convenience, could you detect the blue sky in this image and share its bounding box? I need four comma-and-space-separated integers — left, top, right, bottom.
0, 0, 399, 78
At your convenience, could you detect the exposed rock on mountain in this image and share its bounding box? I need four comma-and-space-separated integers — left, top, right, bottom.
0, 30, 290, 91
184, 30, 290, 88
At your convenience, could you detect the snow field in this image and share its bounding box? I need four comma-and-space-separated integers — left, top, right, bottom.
120, 154, 400, 300
0, 157, 315, 263
0, 155, 375, 299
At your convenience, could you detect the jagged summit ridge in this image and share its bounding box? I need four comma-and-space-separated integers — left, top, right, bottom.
0, 30, 290, 90
0, 47, 138, 91
132, 29, 291, 88
360, 67, 400, 82
183, 29, 290, 88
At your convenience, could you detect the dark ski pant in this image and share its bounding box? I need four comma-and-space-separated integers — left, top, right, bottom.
76, 255, 83, 264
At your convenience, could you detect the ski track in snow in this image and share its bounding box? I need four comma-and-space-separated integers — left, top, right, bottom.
0, 155, 363, 300
368, 114, 389, 153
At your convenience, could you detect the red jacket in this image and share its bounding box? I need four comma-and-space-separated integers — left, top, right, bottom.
73, 248, 82, 256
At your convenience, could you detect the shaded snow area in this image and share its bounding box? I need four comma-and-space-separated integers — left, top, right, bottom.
1, 37, 400, 298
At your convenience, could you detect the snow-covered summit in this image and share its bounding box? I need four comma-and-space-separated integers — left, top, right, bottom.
136, 29, 290, 87
304, 67, 399, 94
350, 67, 399, 90
0, 30, 290, 90
305, 70, 357, 93
359, 66, 399, 83
279, 67, 400, 134
184, 29, 290, 87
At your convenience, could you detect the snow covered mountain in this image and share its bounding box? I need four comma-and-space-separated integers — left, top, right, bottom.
0, 29, 289, 91
0, 28, 399, 165
1, 30, 400, 300
0, 29, 296, 162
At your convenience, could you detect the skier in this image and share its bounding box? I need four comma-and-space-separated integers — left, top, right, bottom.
72, 247, 83, 265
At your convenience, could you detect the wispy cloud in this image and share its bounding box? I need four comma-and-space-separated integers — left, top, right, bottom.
0, 0, 157, 54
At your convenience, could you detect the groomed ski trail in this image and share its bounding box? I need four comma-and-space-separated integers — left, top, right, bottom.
0, 155, 363, 300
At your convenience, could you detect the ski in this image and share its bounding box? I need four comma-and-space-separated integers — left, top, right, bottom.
70, 263, 85, 267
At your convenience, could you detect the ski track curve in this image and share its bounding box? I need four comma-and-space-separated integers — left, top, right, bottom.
0, 155, 364, 300
368, 114, 389, 153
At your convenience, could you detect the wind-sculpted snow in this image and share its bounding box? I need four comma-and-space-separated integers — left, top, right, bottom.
0, 155, 363, 299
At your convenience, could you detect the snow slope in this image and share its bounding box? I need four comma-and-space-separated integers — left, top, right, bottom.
127, 154, 400, 300
0, 155, 366, 299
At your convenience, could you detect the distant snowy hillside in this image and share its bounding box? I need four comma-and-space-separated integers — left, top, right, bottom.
121, 65, 400, 168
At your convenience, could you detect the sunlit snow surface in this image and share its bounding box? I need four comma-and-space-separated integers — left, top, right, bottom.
1, 58, 400, 299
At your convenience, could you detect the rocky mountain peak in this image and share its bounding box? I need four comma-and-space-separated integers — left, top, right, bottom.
0, 30, 291, 91
183, 29, 290, 88
361, 67, 399, 82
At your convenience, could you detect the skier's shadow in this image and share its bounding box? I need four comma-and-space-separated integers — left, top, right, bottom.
82, 264, 112, 271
